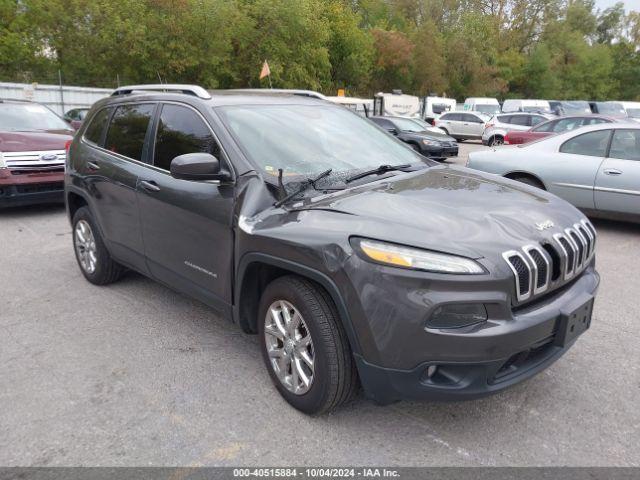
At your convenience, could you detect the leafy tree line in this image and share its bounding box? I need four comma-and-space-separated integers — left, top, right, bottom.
1, 0, 639, 100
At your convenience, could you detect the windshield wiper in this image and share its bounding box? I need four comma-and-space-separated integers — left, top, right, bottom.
345, 164, 412, 184
274, 168, 333, 208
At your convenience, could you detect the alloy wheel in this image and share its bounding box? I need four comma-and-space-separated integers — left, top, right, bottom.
264, 300, 315, 395
74, 219, 97, 274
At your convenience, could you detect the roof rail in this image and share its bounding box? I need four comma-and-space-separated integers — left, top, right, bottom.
112, 84, 211, 100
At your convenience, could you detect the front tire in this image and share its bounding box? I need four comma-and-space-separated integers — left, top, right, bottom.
72, 206, 125, 285
258, 275, 358, 414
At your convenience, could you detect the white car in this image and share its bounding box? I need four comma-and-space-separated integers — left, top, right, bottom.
434, 111, 490, 141
482, 112, 553, 146
467, 123, 640, 223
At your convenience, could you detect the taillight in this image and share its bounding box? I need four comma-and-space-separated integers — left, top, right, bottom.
65, 140, 72, 154
485, 123, 494, 129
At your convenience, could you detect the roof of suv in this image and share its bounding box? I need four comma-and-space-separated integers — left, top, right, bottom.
108, 84, 328, 108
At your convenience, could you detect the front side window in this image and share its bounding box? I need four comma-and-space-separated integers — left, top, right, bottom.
0, 102, 71, 132
153, 104, 220, 171
559, 130, 611, 157
389, 117, 423, 132
84, 108, 112, 146
609, 129, 640, 161
216, 104, 423, 179
441, 113, 460, 121
105, 104, 155, 161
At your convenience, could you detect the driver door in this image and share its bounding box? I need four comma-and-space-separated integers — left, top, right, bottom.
136, 102, 235, 308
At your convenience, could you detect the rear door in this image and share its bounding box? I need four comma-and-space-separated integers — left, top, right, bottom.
438, 113, 461, 135
594, 128, 640, 216
136, 102, 235, 308
81, 102, 156, 272
547, 129, 611, 209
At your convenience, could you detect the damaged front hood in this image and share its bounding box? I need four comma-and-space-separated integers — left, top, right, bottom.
298, 166, 584, 259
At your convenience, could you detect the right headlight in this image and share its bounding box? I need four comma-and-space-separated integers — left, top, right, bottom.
353, 238, 485, 274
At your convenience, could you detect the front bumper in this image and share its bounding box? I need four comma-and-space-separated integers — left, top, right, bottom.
0, 169, 65, 208
423, 144, 459, 158
343, 254, 600, 404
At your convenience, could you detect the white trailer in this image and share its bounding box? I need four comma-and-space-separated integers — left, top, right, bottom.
0, 82, 112, 116
373, 91, 421, 118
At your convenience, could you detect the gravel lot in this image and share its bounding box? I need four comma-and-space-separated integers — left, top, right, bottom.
1, 147, 639, 466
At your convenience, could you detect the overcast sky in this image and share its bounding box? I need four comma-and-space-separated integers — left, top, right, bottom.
595, 0, 639, 11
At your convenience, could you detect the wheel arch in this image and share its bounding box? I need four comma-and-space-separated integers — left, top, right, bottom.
234, 253, 362, 356
66, 190, 89, 222
503, 171, 547, 190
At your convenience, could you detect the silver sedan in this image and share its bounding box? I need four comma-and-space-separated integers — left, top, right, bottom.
467, 123, 640, 223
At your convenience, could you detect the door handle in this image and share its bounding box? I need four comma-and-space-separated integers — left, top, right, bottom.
139, 180, 161, 192
603, 168, 622, 176
87, 161, 100, 171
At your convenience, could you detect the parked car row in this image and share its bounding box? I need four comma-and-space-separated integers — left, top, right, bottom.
468, 123, 640, 224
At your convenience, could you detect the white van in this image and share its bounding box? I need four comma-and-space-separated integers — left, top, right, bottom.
423, 96, 457, 122
501, 99, 552, 114
618, 101, 640, 119
373, 91, 421, 118
463, 97, 500, 116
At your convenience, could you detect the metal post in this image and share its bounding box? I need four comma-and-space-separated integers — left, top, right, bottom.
58, 70, 65, 115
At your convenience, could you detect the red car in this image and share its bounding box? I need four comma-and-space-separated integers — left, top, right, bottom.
0, 100, 74, 208
504, 115, 616, 145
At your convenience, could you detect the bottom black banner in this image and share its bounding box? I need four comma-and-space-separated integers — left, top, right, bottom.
0, 467, 639, 480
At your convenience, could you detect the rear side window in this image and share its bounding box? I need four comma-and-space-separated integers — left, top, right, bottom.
583, 117, 609, 126
552, 118, 582, 132
441, 113, 460, 121
153, 104, 221, 171
532, 120, 555, 133
105, 104, 155, 161
84, 108, 112, 146
559, 130, 611, 157
508, 115, 530, 126
609, 129, 640, 161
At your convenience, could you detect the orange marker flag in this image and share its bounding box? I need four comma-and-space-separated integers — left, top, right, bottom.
259, 60, 271, 80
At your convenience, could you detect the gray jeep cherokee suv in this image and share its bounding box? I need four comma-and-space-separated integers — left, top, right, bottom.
65, 85, 600, 414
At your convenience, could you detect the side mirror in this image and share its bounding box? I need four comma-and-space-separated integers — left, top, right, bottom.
170, 153, 226, 181
387, 128, 398, 135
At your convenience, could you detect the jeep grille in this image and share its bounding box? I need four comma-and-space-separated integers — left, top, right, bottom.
503, 219, 596, 303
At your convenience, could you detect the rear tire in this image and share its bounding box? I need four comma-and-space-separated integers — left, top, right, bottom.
489, 136, 504, 147
72, 206, 125, 285
511, 175, 545, 190
258, 275, 358, 415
